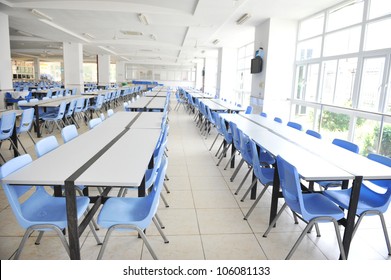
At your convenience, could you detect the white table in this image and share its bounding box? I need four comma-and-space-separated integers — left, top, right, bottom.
1, 111, 163, 259
220, 113, 391, 259
126, 96, 167, 112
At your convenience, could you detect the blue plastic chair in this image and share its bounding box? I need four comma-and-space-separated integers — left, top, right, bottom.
0, 154, 100, 259
88, 117, 102, 129
0, 112, 19, 162
287, 121, 302, 131
317, 138, 359, 189
64, 99, 78, 128
216, 116, 233, 166
15, 108, 36, 154
260, 112, 267, 118
61, 124, 78, 143
97, 156, 169, 260
242, 140, 276, 220
244, 105, 253, 114
41, 101, 67, 133
73, 98, 85, 126
223, 122, 242, 171
306, 129, 321, 139
274, 117, 283, 123
263, 155, 346, 260
4, 92, 22, 108
88, 94, 105, 118
324, 153, 391, 255
35, 135, 59, 158
209, 111, 223, 152
107, 109, 114, 117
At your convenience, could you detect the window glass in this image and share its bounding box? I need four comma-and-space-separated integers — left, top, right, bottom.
355, 117, 381, 156
364, 18, 391, 51
298, 13, 324, 40
320, 108, 351, 142
320, 60, 338, 104
296, 37, 322, 60
323, 26, 361, 56
291, 105, 318, 131
334, 58, 358, 107
327, 0, 364, 32
83, 63, 97, 83
358, 57, 385, 112
369, 0, 391, 19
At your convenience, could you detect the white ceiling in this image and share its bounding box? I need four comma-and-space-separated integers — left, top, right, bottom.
1, 0, 344, 66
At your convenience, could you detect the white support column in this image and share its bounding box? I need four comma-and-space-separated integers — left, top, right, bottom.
217, 47, 237, 101
0, 12, 13, 108
116, 60, 126, 85
63, 42, 84, 94
33, 58, 40, 82
97, 54, 110, 86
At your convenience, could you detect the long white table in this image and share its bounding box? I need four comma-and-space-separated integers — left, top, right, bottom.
1, 111, 163, 259
126, 96, 167, 112
220, 113, 391, 259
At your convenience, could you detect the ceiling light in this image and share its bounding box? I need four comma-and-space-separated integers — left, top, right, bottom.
236, 13, 251, 25
31, 9, 53, 21
82, 33, 95, 40
39, 19, 90, 42
212, 39, 220, 45
120, 30, 143, 36
138, 13, 149, 25
98, 46, 118, 55
17, 30, 34, 37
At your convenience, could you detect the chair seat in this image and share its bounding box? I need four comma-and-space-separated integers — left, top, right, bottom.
97, 196, 154, 230
21, 187, 90, 230
302, 193, 345, 222
324, 185, 389, 215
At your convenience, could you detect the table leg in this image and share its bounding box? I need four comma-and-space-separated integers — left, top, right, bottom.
11, 125, 19, 157
269, 164, 280, 226
340, 176, 362, 259
34, 104, 41, 138
64, 180, 81, 260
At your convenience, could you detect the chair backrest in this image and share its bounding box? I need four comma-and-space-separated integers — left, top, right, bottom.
306, 129, 321, 139
367, 153, 391, 191
274, 117, 282, 123
88, 118, 102, 129
250, 140, 274, 184
332, 138, 359, 154
287, 121, 302, 131
238, 128, 253, 164
65, 99, 77, 117
230, 121, 241, 151
260, 112, 267, 118
0, 112, 17, 140
0, 154, 35, 227
245, 105, 253, 114
35, 135, 59, 157
107, 109, 114, 117
276, 155, 306, 217
219, 116, 232, 143
61, 124, 78, 143
74, 98, 85, 113
16, 108, 35, 134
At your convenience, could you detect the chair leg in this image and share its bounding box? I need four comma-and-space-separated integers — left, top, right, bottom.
209, 133, 220, 151
17, 137, 28, 154
230, 159, 245, 182
34, 231, 45, 245
154, 213, 165, 229
223, 151, 238, 170
152, 217, 169, 244
263, 203, 287, 237
236, 167, 253, 198
160, 193, 169, 207
163, 181, 170, 193
243, 182, 269, 220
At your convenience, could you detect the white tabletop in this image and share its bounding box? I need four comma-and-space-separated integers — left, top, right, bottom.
200, 99, 228, 111
127, 97, 166, 111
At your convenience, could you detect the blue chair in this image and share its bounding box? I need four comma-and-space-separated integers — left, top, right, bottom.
209, 111, 223, 152
317, 138, 359, 189
0, 112, 19, 162
73, 98, 85, 126
274, 117, 283, 123
174, 91, 186, 111
35, 135, 59, 158
324, 153, 391, 256
242, 140, 276, 220
41, 101, 67, 133
260, 112, 267, 118
244, 105, 253, 114
287, 121, 302, 131
97, 156, 169, 260
88, 94, 105, 118
216, 116, 233, 166
61, 124, 78, 143
263, 155, 346, 260
306, 129, 321, 139
88, 117, 102, 129
64, 99, 78, 128
107, 109, 114, 117
4, 92, 22, 109
0, 154, 100, 259
15, 108, 36, 154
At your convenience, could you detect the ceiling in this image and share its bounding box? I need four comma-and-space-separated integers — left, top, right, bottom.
1, 0, 344, 66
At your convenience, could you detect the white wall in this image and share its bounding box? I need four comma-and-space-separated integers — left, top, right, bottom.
0, 12, 13, 108
63, 42, 84, 94
251, 18, 297, 120
217, 47, 237, 100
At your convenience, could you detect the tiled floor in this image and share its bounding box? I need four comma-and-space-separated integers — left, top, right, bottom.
0, 98, 390, 260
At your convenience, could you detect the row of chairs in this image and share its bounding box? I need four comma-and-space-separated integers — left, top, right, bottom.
0, 109, 172, 259
209, 112, 391, 259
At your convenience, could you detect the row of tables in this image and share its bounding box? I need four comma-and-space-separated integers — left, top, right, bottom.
1, 111, 165, 259
220, 112, 391, 259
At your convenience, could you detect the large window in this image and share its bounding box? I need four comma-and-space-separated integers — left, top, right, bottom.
292, 0, 391, 156
235, 42, 254, 106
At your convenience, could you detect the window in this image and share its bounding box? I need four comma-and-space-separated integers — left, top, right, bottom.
364, 18, 391, 51
323, 26, 361, 56
368, 0, 391, 19
298, 14, 324, 40
327, 0, 364, 32
83, 63, 97, 82
235, 42, 254, 105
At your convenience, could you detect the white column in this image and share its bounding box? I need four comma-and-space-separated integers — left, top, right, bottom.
116, 60, 126, 85
97, 54, 110, 86
0, 12, 13, 108
63, 42, 84, 94
33, 58, 40, 82
217, 47, 237, 101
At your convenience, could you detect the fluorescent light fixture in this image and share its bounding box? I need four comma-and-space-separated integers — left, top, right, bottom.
83, 33, 95, 40
120, 30, 143, 36
38, 19, 90, 42
31, 9, 53, 21
138, 13, 149, 25
212, 39, 220, 45
236, 13, 251, 25
149, 34, 156, 40
98, 46, 118, 55
120, 56, 131, 61
17, 30, 34, 37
